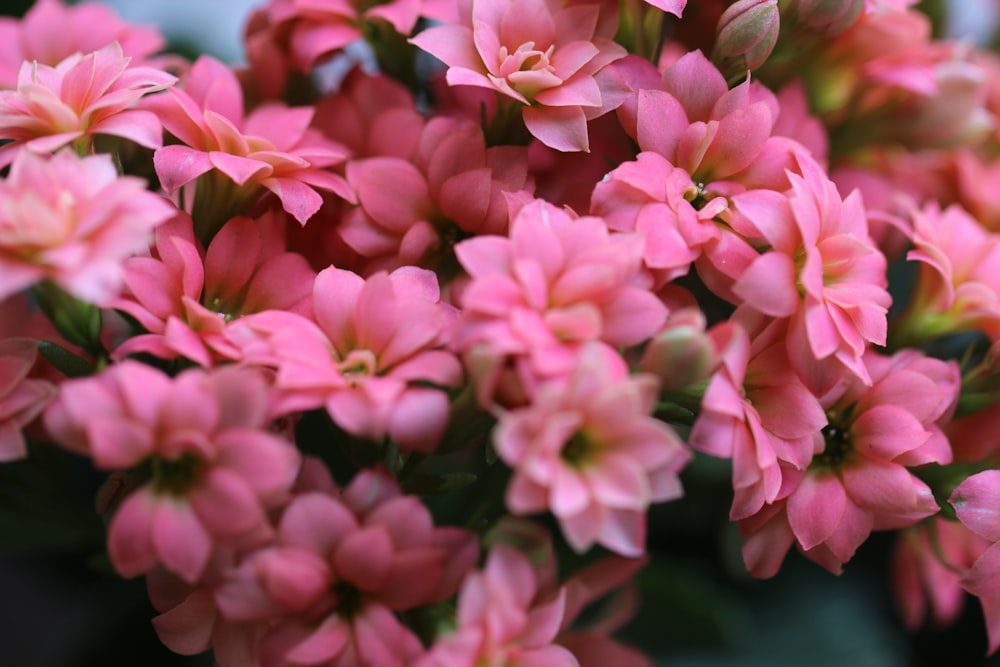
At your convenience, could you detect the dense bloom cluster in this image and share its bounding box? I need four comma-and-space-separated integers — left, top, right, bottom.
4, 0, 1000, 663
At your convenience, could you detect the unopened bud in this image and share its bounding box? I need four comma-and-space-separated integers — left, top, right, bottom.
794, 0, 865, 36
712, 0, 780, 79
639, 310, 721, 392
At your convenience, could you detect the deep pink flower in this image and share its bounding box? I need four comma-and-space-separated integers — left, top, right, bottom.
43, 362, 302, 583
741, 349, 957, 577
108, 211, 316, 367
265, 0, 423, 73
0, 42, 176, 167
494, 343, 690, 556
0, 149, 175, 303
146, 55, 352, 231
214, 468, 478, 667
731, 153, 891, 392
338, 115, 532, 273
0, 0, 166, 88
891, 518, 988, 633
950, 470, 1000, 654
410, 0, 628, 151
242, 265, 463, 452
453, 198, 666, 407
0, 338, 57, 461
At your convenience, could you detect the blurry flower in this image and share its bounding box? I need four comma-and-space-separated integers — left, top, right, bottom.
0, 149, 175, 303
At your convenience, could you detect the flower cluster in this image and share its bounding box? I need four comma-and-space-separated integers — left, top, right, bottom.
5, 0, 1000, 663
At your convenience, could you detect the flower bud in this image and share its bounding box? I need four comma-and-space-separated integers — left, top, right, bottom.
793, 0, 865, 36
639, 310, 726, 392
712, 0, 780, 80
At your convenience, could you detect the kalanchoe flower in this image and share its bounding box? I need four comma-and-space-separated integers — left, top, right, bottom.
214, 468, 479, 667
895, 202, 1000, 346
950, 470, 1000, 654
0, 42, 176, 167
493, 342, 690, 557
107, 211, 316, 367
0, 0, 167, 88
409, 0, 629, 152
453, 198, 666, 407
338, 115, 532, 274
0, 338, 57, 461
146, 55, 352, 237
731, 153, 891, 393
891, 517, 989, 633
262, 0, 423, 73
241, 265, 463, 452
0, 149, 175, 303
689, 315, 826, 521
741, 349, 957, 577
43, 362, 302, 583
414, 543, 579, 667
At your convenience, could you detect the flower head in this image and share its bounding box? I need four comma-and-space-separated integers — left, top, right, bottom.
0, 149, 175, 303
0, 42, 176, 166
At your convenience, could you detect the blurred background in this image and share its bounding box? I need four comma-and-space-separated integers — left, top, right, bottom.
1, 0, 1000, 665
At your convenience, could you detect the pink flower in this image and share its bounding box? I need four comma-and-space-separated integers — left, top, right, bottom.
0, 338, 57, 461
264, 0, 422, 72
453, 198, 666, 407
891, 518, 988, 633
409, 0, 628, 151
43, 362, 302, 583
414, 544, 579, 667
622, 49, 793, 187
494, 343, 690, 556
0, 0, 166, 88
214, 468, 478, 667
741, 349, 956, 577
0, 149, 175, 303
898, 203, 1000, 344
245, 265, 463, 452
0, 42, 176, 167
338, 115, 532, 273
108, 211, 316, 367
689, 316, 826, 521
146, 55, 352, 232
731, 153, 891, 392
950, 470, 1000, 654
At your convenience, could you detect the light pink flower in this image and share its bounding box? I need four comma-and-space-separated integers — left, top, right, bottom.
409, 0, 628, 151
622, 49, 796, 188
414, 544, 579, 667
146, 55, 352, 231
731, 153, 891, 392
215, 468, 478, 667
689, 316, 826, 521
494, 343, 690, 556
741, 349, 956, 577
108, 211, 316, 367
0, 42, 175, 167
0, 338, 57, 461
453, 198, 666, 407
244, 265, 463, 452
900, 202, 1000, 343
0, 0, 166, 88
43, 362, 302, 583
0, 149, 175, 303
